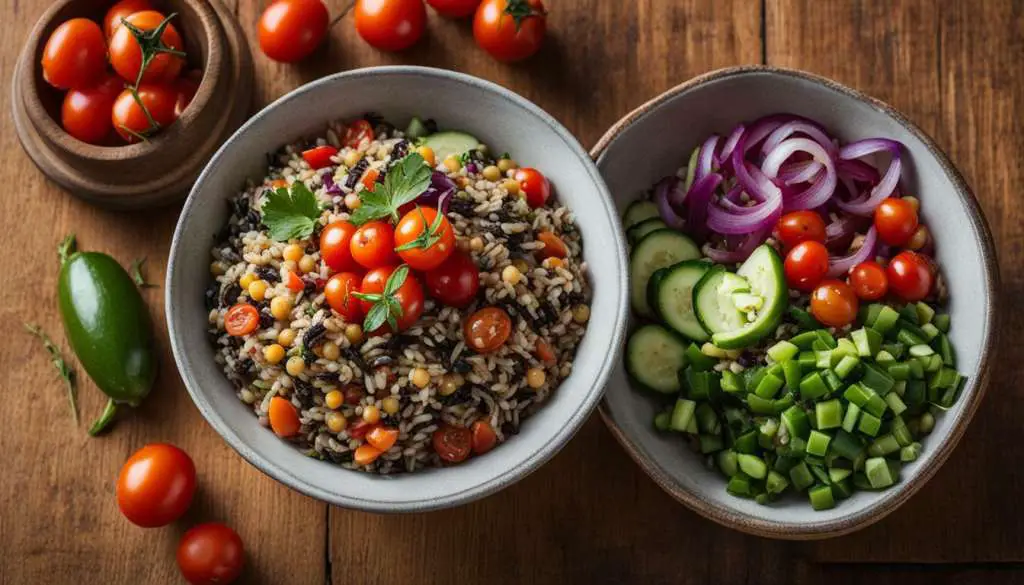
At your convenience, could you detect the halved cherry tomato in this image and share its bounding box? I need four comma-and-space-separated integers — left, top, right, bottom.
775, 210, 827, 248
61, 74, 122, 144
784, 241, 829, 292
433, 425, 472, 463
285, 271, 305, 291
874, 197, 919, 247
343, 120, 375, 149
354, 444, 383, 466
425, 251, 479, 308
104, 0, 153, 38
351, 221, 399, 269
354, 0, 427, 52
42, 18, 107, 90
173, 73, 201, 118
117, 444, 196, 528
849, 261, 889, 301
112, 84, 178, 142
359, 266, 425, 331
320, 221, 359, 272
463, 307, 513, 353
535, 231, 567, 260
810, 279, 859, 328
177, 522, 244, 585
361, 168, 380, 191
535, 339, 556, 363
258, 0, 329, 63
473, 0, 547, 62
325, 272, 364, 322
109, 11, 185, 83
471, 420, 497, 455
348, 419, 374, 438
225, 304, 259, 336
394, 207, 456, 271
269, 396, 301, 437
366, 426, 399, 451
427, 0, 481, 18
514, 168, 551, 208
302, 145, 338, 170
886, 251, 934, 301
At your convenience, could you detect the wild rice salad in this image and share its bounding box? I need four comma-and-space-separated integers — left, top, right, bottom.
206, 115, 591, 473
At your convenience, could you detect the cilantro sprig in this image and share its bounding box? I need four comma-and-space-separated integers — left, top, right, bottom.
350, 154, 432, 225
25, 323, 79, 425
394, 206, 446, 252
352, 266, 410, 332
261, 182, 322, 241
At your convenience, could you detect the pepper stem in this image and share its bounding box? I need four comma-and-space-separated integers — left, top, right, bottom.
57, 234, 77, 266
88, 399, 119, 436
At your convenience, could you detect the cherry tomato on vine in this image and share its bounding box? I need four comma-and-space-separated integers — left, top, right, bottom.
886, 251, 934, 301
61, 74, 122, 144
775, 210, 827, 248
848, 261, 889, 301
176, 523, 245, 585
320, 221, 359, 272
463, 307, 512, 353
117, 444, 196, 528
42, 18, 107, 90
514, 168, 551, 208
425, 251, 480, 308
324, 272, 364, 322
810, 279, 859, 328
104, 0, 153, 38
359, 266, 425, 331
109, 11, 185, 83
873, 197, 919, 247
433, 424, 472, 463
112, 84, 178, 142
258, 0, 329, 62
351, 221, 399, 269
784, 241, 829, 292
473, 0, 547, 62
394, 207, 456, 271
427, 0, 481, 18
354, 0, 427, 52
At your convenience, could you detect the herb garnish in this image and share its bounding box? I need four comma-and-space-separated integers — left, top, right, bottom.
394, 206, 446, 252
130, 257, 157, 288
350, 154, 432, 225
25, 323, 79, 424
261, 182, 323, 241
352, 266, 410, 332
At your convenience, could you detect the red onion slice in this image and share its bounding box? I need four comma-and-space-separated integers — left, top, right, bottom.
655, 177, 687, 230
836, 139, 903, 216
705, 225, 773, 264
762, 137, 837, 211
779, 160, 824, 185
827, 226, 878, 277
762, 119, 836, 156
694, 135, 721, 183
686, 172, 723, 240
707, 184, 782, 234
717, 125, 745, 169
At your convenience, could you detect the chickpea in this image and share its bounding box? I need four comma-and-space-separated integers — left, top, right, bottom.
482, 165, 502, 181
907, 226, 929, 250
325, 390, 344, 409
443, 156, 461, 173
416, 146, 436, 168
286, 356, 305, 376
526, 367, 546, 389
382, 396, 400, 415
344, 324, 364, 345
362, 405, 381, 424
501, 178, 520, 195
298, 255, 317, 273
410, 367, 431, 388
283, 244, 304, 262
572, 305, 591, 324
239, 272, 256, 290
902, 196, 920, 213
439, 377, 459, 397
469, 237, 485, 252
210, 261, 226, 276
497, 158, 517, 173
326, 412, 347, 433
322, 341, 341, 361
343, 150, 361, 168
512, 259, 530, 274
248, 280, 268, 302
344, 193, 362, 210
278, 328, 297, 347
501, 265, 522, 286
270, 296, 293, 321
263, 344, 285, 364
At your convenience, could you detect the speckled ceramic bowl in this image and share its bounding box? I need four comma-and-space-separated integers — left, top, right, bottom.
593, 66, 998, 539
166, 67, 628, 512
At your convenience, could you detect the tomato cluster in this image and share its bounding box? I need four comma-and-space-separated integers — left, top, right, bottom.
41, 0, 200, 145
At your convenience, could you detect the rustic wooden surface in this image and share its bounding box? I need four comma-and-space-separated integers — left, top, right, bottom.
1, 0, 1021, 583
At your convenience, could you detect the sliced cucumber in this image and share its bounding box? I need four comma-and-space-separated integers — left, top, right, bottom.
421, 131, 479, 161
655, 260, 712, 341
627, 217, 668, 244
712, 245, 788, 349
646, 267, 671, 319
625, 325, 689, 393
629, 230, 701, 317
404, 117, 431, 140
694, 267, 748, 336
622, 200, 660, 230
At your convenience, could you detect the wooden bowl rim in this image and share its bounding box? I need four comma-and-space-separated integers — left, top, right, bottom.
591, 64, 1001, 540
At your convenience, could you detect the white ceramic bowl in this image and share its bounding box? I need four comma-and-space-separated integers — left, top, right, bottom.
166, 67, 629, 512
593, 66, 998, 539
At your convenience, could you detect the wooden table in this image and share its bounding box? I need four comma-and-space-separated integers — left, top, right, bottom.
2, 1, 1021, 583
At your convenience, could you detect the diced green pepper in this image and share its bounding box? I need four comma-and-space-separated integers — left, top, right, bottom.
696, 402, 721, 435
882, 342, 906, 360
700, 434, 725, 454
937, 335, 955, 367
670, 399, 696, 432
754, 373, 785, 399
831, 477, 855, 500
841, 402, 861, 433
799, 372, 830, 401
885, 392, 908, 416
904, 380, 927, 409
737, 454, 768, 479
897, 328, 927, 347
782, 360, 802, 391
899, 304, 920, 325
828, 467, 852, 483
685, 343, 717, 372
865, 456, 896, 488
831, 430, 864, 460
887, 362, 911, 381
858, 412, 882, 437
815, 350, 833, 369
871, 305, 901, 334
933, 313, 951, 333
814, 330, 838, 349
851, 327, 883, 357
772, 394, 795, 414
815, 399, 843, 430
790, 331, 821, 350
822, 369, 844, 393
806, 430, 832, 457
867, 434, 901, 456
732, 429, 759, 454
809, 484, 836, 510
654, 411, 671, 431
721, 370, 744, 394
746, 393, 775, 415
766, 470, 789, 494
782, 405, 810, 440
915, 301, 935, 325
797, 351, 817, 370
891, 416, 913, 446
875, 350, 896, 365
860, 363, 895, 395
900, 442, 922, 462
909, 344, 935, 358
834, 355, 861, 379
789, 461, 814, 491
767, 340, 800, 363
920, 322, 940, 341
717, 450, 739, 477
788, 306, 820, 331
726, 473, 753, 497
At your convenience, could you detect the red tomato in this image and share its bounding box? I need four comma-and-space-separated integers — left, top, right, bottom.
285, 271, 305, 291
302, 145, 338, 170
258, 0, 329, 62
535, 231, 567, 260
109, 11, 185, 83
473, 0, 547, 62
433, 425, 472, 463
361, 168, 381, 191
348, 419, 375, 439
61, 74, 122, 144
173, 73, 201, 118
268, 396, 301, 437
343, 120, 375, 149
427, 0, 481, 17
810, 279, 859, 328
471, 420, 497, 454
849, 261, 889, 301
224, 304, 259, 336
514, 168, 551, 208
784, 241, 830, 292
104, 0, 153, 38
366, 426, 399, 451
874, 198, 919, 247
534, 338, 556, 363
112, 84, 178, 142
394, 207, 456, 271
177, 523, 245, 585
354, 0, 427, 52
117, 444, 196, 528
886, 251, 934, 301
41, 18, 107, 90
351, 221, 399, 269
775, 210, 827, 248
359, 266, 426, 331
320, 221, 359, 272
325, 272, 364, 322
463, 307, 512, 353
425, 251, 480, 307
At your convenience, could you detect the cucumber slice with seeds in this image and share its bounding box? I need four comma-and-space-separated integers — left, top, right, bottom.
654, 260, 712, 341
625, 325, 689, 393
622, 201, 660, 230
629, 230, 701, 317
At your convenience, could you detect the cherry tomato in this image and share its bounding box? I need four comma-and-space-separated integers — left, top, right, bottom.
354, 444, 383, 465
269, 396, 301, 437
510, 167, 550, 208
427, 0, 481, 17
354, 0, 427, 52
394, 207, 456, 271
258, 0, 329, 62
874, 198, 919, 247
473, 0, 547, 62
343, 120, 375, 149
325, 272, 364, 322
849, 261, 889, 301
177, 523, 245, 585
535, 338, 556, 363
61, 74, 122, 145
425, 251, 480, 308
886, 251, 934, 301
112, 84, 178, 142
463, 307, 512, 353
351, 221, 399, 269
104, 0, 153, 38
348, 419, 375, 439
359, 266, 426, 331
117, 444, 196, 528
302, 145, 338, 170
366, 426, 399, 451
433, 425, 472, 463
784, 241, 829, 292
41, 18, 107, 90
109, 11, 185, 84
225, 304, 259, 336
173, 73, 201, 117
775, 210, 827, 248
285, 271, 305, 291
535, 231, 567, 260
471, 420, 497, 454
810, 279, 860, 328
320, 221, 359, 272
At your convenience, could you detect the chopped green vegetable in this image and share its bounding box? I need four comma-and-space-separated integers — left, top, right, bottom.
25, 323, 79, 424
261, 182, 323, 240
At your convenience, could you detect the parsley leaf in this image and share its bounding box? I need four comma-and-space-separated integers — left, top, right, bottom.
261, 182, 322, 241
350, 153, 432, 225
25, 323, 79, 425
352, 265, 410, 332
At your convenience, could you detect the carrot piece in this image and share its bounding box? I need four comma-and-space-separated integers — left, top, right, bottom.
354, 444, 383, 466
268, 396, 301, 437
366, 427, 399, 452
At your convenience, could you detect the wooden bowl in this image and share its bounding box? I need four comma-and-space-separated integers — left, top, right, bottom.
10, 0, 254, 209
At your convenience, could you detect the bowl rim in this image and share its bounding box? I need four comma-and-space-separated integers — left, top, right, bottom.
166, 65, 629, 512
590, 64, 1000, 539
